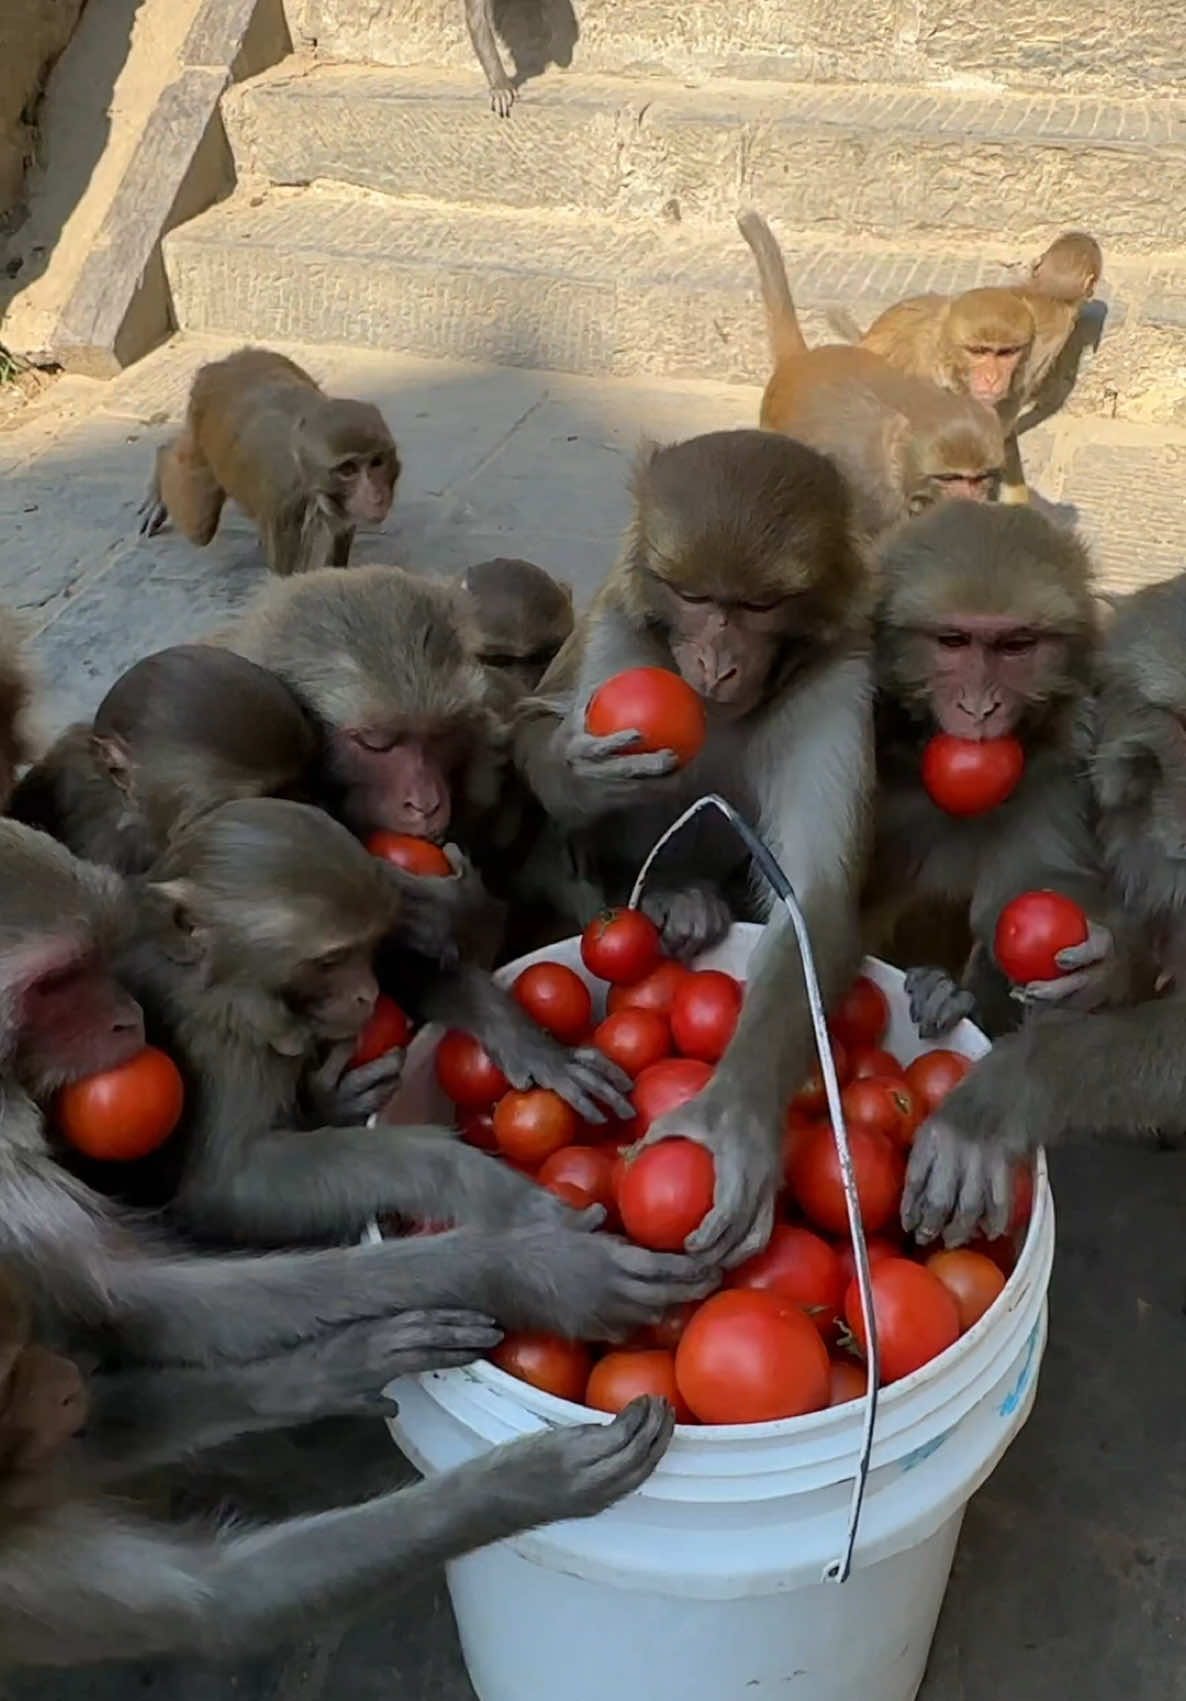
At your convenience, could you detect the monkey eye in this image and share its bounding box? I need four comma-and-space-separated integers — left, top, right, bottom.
314, 947, 350, 971
368, 453, 389, 471
996, 635, 1039, 656
676, 590, 711, 606
936, 631, 971, 649
350, 729, 398, 754
739, 598, 782, 614
334, 458, 361, 480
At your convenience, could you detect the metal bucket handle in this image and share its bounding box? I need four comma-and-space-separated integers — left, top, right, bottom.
627, 793, 881, 1586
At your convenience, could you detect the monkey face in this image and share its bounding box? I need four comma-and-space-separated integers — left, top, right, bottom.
660, 588, 790, 714
331, 730, 454, 841
943, 291, 1034, 407
955, 343, 1028, 407
17, 956, 145, 1093
335, 448, 400, 525
914, 617, 1069, 740
284, 941, 380, 1042
305, 400, 401, 526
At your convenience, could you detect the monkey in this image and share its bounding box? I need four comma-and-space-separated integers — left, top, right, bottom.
901, 570, 1186, 1248
0, 608, 32, 811
737, 211, 1005, 544
224, 564, 631, 1118
513, 427, 874, 1267
10, 645, 321, 877
463, 0, 515, 116
829, 230, 1102, 504
0, 1260, 680, 1667
861, 501, 1152, 1046
138, 348, 400, 576
458, 557, 575, 696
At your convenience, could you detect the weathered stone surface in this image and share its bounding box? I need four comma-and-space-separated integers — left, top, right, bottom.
0, 0, 84, 222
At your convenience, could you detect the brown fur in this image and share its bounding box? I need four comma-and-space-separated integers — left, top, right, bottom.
0, 610, 32, 812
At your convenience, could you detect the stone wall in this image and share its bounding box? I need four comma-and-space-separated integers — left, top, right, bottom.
0, 0, 87, 229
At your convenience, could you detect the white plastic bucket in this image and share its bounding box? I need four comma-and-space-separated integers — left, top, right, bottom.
380, 925, 1054, 1701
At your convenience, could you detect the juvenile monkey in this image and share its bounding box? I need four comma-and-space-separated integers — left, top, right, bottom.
0, 608, 31, 810
10, 645, 320, 876
516, 428, 874, 1266
834, 230, 1102, 503
458, 557, 575, 695
139, 348, 400, 575
738, 211, 1004, 542
902, 572, 1186, 1247
464, 0, 515, 116
863, 502, 1143, 1038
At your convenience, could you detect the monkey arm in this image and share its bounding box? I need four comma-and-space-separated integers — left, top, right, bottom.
903, 995, 1186, 1245
642, 651, 874, 1266
463, 0, 514, 114
0, 1401, 671, 1665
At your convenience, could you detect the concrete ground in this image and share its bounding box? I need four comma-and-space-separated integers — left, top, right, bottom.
0, 339, 1183, 1699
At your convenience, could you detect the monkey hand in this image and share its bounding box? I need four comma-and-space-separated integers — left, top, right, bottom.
491, 1019, 634, 1124
905, 965, 977, 1039
477, 1398, 673, 1531
489, 78, 515, 118
494, 1222, 718, 1338
562, 716, 681, 816
1012, 922, 1117, 1013
385, 846, 496, 965
640, 883, 733, 962
306, 1041, 407, 1125
136, 472, 168, 538
246, 1311, 503, 1421
901, 1108, 1028, 1248
641, 1086, 782, 1268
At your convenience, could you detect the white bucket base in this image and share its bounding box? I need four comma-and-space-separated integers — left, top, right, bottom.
448, 1512, 965, 1701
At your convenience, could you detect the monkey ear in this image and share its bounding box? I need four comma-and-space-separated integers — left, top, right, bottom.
145, 878, 209, 967
91, 733, 134, 796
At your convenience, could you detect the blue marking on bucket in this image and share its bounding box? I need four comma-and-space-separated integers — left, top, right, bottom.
900, 1427, 954, 1472
998, 1322, 1040, 1417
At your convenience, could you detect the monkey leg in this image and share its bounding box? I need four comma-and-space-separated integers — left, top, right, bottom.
262, 507, 334, 576
141, 435, 227, 544
463, 0, 515, 115
998, 432, 1029, 505
329, 524, 356, 568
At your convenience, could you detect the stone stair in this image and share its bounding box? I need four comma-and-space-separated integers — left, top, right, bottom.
158, 2, 1186, 424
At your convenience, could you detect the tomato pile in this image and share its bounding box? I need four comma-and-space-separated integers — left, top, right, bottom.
426, 917, 1038, 1429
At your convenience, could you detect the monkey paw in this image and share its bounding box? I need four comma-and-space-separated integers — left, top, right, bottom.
901, 1117, 1020, 1247
642, 1088, 781, 1267
905, 965, 977, 1039
640, 883, 733, 962
490, 1397, 674, 1527
1013, 922, 1116, 1013
305, 1042, 407, 1126
489, 82, 515, 117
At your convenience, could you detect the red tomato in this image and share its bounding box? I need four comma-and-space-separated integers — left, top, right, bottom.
845, 1258, 961, 1384
585, 1349, 692, 1422
790, 1123, 905, 1236
926, 1249, 1006, 1333
727, 1224, 845, 1340
790, 1040, 850, 1115
490, 1334, 591, 1402
607, 959, 691, 1018
492, 1089, 579, 1168
921, 734, 1025, 818
617, 1138, 715, 1251
830, 976, 890, 1050
967, 1232, 1018, 1276
669, 970, 743, 1064
628, 1057, 713, 1137
55, 1046, 184, 1162
835, 1234, 900, 1291
511, 962, 593, 1045
349, 994, 411, 1067
675, 1289, 831, 1424
781, 1110, 820, 1184
586, 667, 707, 768
537, 1145, 617, 1213
841, 1076, 922, 1148
636, 1300, 701, 1352
904, 1049, 972, 1114
828, 1358, 868, 1407
848, 1045, 904, 1081
365, 831, 451, 875
993, 890, 1089, 984
593, 1008, 672, 1078
580, 908, 663, 986
435, 1030, 509, 1109
458, 1108, 498, 1151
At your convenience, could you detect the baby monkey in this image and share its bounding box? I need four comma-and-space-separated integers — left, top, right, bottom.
458, 557, 575, 695
139, 348, 400, 575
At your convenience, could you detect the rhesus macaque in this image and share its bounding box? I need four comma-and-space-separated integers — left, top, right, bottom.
863, 501, 1145, 1038
10, 645, 320, 876
0, 821, 707, 1663
833, 229, 1102, 504
737, 212, 1005, 543
459, 556, 575, 695
227, 564, 628, 1118
0, 612, 31, 812
139, 348, 400, 575
516, 428, 874, 1265
464, 0, 515, 115
902, 571, 1186, 1247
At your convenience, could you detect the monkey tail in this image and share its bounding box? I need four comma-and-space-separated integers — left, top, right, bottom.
737, 210, 808, 362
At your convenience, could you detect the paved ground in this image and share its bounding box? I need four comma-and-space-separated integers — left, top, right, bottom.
0, 339, 1184, 1700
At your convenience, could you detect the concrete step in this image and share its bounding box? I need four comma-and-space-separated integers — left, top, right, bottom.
224, 63, 1186, 250
161, 185, 1186, 423
288, 0, 1182, 99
